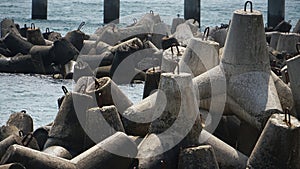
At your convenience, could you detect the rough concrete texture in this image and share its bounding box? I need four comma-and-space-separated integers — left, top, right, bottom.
269, 31, 281, 49
287, 55, 300, 119
161, 46, 185, 73
200, 130, 248, 169
137, 133, 181, 169
44, 92, 94, 156
247, 114, 300, 169
80, 40, 96, 55
178, 37, 219, 77
6, 111, 33, 135
271, 71, 294, 112
0, 144, 77, 169
209, 28, 228, 48
85, 77, 133, 113
71, 132, 137, 169
149, 73, 202, 147
178, 145, 219, 169
152, 22, 171, 49
276, 33, 300, 55
42, 146, 72, 159
123, 91, 160, 136
193, 9, 283, 130
171, 17, 185, 34
96, 24, 149, 46
84, 106, 125, 148
173, 23, 194, 46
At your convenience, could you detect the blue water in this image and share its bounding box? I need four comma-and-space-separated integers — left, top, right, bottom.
0, 0, 299, 128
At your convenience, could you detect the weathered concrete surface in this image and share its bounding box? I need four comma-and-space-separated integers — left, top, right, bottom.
71, 132, 137, 169
247, 114, 300, 169
276, 33, 300, 55
236, 121, 260, 156
194, 9, 283, 130
0, 19, 20, 37
178, 145, 219, 169
269, 31, 281, 49
42, 146, 72, 159
43, 92, 94, 156
287, 55, 300, 119
0, 144, 77, 169
152, 22, 171, 49
171, 17, 185, 34
83, 106, 125, 149
6, 111, 33, 135
161, 46, 185, 73
30, 45, 54, 74
149, 73, 202, 146
142, 68, 161, 99
85, 77, 133, 113
0, 135, 23, 159
209, 27, 228, 48
137, 133, 181, 169
178, 37, 219, 77
122, 92, 160, 136
199, 130, 248, 169
80, 40, 96, 55
26, 27, 46, 45
173, 23, 194, 46
0, 126, 19, 142
2, 32, 33, 56
271, 71, 294, 113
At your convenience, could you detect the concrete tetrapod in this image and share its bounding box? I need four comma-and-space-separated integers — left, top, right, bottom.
30, 45, 54, 74
42, 146, 72, 159
199, 130, 248, 169
85, 77, 133, 113
0, 132, 137, 169
247, 113, 300, 168
122, 91, 161, 136
161, 46, 185, 73
276, 33, 300, 55
0, 144, 77, 169
138, 73, 202, 169
71, 132, 137, 169
2, 32, 33, 56
178, 37, 219, 77
43, 92, 94, 156
6, 111, 33, 135
287, 55, 300, 119
193, 6, 283, 130
178, 145, 219, 169
83, 106, 125, 149
0, 19, 20, 37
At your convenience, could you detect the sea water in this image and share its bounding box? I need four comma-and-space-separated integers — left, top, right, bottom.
0, 0, 299, 127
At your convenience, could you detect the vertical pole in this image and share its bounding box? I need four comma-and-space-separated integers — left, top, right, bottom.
184, 0, 200, 27
32, 0, 47, 20
267, 0, 285, 28
104, 0, 120, 24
